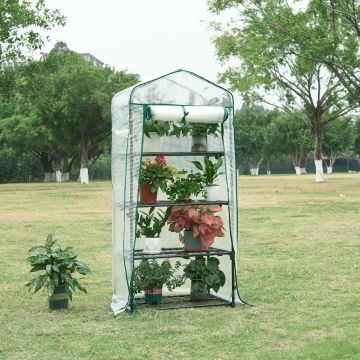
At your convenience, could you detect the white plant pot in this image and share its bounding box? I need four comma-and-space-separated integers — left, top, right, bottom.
143, 237, 161, 254
143, 132, 161, 153
204, 185, 220, 201
191, 135, 208, 152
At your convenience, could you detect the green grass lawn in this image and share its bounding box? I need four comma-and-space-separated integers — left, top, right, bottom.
0, 174, 359, 359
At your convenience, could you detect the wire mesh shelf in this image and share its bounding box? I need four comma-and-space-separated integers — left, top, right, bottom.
142, 151, 224, 157
134, 247, 232, 260
138, 200, 228, 208
134, 294, 232, 311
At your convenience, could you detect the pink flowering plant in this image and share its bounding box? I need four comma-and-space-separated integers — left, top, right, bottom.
167, 204, 225, 248
141, 155, 178, 193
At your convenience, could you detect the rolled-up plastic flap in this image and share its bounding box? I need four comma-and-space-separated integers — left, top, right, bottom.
147, 106, 184, 122
185, 106, 227, 123
148, 105, 227, 124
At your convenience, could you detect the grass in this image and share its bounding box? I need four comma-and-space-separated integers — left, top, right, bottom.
0, 174, 359, 359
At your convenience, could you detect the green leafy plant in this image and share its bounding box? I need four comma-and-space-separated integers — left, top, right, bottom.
169, 123, 219, 138
133, 259, 184, 293
25, 234, 91, 300
141, 155, 177, 193
183, 256, 225, 293
189, 123, 219, 137
192, 155, 223, 186
136, 207, 170, 238
165, 171, 205, 201
144, 119, 170, 138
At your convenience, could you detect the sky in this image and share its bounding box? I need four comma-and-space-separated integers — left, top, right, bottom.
41, 0, 241, 105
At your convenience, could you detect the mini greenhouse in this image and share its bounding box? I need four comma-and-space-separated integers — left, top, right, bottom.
111, 69, 244, 315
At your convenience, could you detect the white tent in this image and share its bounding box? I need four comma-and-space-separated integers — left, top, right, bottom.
111, 69, 243, 315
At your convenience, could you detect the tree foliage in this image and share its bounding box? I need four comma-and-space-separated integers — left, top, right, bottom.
209, 0, 356, 166
322, 117, 353, 167
234, 105, 275, 170
265, 112, 313, 169
0, 42, 139, 180
0, 0, 65, 62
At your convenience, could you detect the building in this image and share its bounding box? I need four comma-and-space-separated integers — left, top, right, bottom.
80, 53, 104, 67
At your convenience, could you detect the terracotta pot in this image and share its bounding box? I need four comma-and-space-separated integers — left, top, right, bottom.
184, 230, 208, 252
140, 184, 157, 204
144, 288, 162, 305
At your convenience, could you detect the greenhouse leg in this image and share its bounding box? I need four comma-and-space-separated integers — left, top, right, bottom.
130, 295, 136, 315
231, 253, 235, 308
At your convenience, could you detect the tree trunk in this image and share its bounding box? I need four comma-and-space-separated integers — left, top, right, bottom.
61, 156, 72, 182
314, 131, 324, 182
40, 153, 54, 182
299, 153, 307, 175
266, 159, 271, 175
249, 158, 262, 176
80, 138, 89, 184
250, 168, 259, 176
292, 150, 303, 176
55, 158, 62, 183
324, 158, 334, 174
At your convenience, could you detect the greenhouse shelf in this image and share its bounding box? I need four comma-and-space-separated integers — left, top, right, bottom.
133, 294, 232, 311
134, 246, 232, 260
142, 151, 224, 157
132, 246, 236, 312
138, 200, 229, 208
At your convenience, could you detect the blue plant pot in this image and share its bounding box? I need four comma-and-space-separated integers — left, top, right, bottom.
49, 285, 68, 310
184, 230, 207, 252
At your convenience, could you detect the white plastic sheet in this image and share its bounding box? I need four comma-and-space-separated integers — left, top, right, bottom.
111, 70, 242, 316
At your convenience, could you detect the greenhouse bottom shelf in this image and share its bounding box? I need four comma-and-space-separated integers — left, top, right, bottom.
133, 294, 233, 311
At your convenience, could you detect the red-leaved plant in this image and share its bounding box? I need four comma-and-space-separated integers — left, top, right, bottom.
167, 205, 225, 248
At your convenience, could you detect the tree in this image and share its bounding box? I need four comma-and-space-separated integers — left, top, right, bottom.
0, 98, 69, 181
53, 59, 139, 184
0, 0, 65, 63
234, 105, 274, 175
302, 1, 360, 107
265, 112, 313, 175
209, 0, 356, 182
322, 117, 353, 174
21, 43, 140, 184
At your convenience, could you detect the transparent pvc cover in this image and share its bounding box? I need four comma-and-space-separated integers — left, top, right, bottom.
111, 69, 243, 315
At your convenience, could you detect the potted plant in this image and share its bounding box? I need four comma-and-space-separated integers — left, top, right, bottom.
169, 122, 219, 152
183, 256, 226, 300
192, 156, 223, 201
189, 123, 219, 152
133, 259, 184, 305
136, 207, 170, 254
140, 155, 176, 204
165, 170, 205, 202
143, 119, 170, 152
25, 234, 91, 310
167, 204, 225, 252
